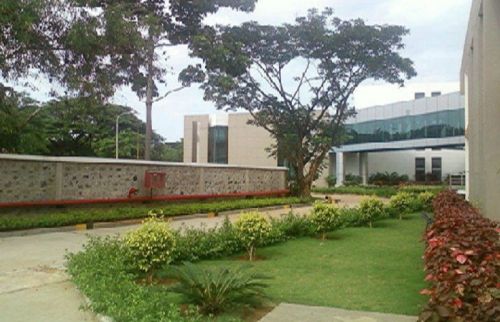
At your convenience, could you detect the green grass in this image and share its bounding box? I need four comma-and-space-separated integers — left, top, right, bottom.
181, 213, 427, 316
313, 184, 445, 198
0, 196, 310, 231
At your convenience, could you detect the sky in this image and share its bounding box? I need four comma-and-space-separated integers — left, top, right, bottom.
15, 0, 473, 141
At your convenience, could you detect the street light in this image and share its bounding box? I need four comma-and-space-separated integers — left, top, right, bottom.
115, 111, 135, 159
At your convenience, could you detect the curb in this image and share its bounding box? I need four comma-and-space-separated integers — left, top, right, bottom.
0, 204, 311, 238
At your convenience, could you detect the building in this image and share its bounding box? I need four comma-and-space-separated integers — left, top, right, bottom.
460, 0, 500, 220
184, 92, 466, 187
184, 113, 277, 167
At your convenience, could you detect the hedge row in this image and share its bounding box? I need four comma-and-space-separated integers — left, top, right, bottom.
0, 197, 310, 231
419, 191, 499, 322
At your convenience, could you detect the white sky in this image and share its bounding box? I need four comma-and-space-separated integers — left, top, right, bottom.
13, 0, 472, 141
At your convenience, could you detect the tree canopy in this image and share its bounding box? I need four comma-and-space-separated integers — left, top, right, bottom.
188, 8, 416, 196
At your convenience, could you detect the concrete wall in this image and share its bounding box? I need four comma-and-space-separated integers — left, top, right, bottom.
228, 113, 277, 167
0, 154, 287, 204
313, 149, 465, 188
461, 0, 500, 220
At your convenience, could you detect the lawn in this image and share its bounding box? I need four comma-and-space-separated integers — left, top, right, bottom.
181, 213, 427, 316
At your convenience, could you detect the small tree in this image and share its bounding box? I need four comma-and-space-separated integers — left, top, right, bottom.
124, 216, 176, 283
309, 202, 342, 240
234, 212, 272, 261
188, 8, 416, 196
389, 192, 415, 220
358, 197, 386, 228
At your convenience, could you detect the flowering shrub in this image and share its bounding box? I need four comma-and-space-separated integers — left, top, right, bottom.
419, 191, 500, 322
234, 212, 272, 261
358, 197, 386, 228
389, 192, 415, 220
124, 216, 176, 281
309, 202, 342, 240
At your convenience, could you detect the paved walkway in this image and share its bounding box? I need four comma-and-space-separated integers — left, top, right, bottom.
260, 303, 417, 322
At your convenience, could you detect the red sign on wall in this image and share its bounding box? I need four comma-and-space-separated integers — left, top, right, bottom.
144, 171, 166, 189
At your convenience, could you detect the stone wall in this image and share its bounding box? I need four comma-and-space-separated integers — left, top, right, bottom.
0, 154, 288, 204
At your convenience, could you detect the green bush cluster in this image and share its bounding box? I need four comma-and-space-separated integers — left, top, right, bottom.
66, 236, 201, 322
358, 197, 387, 228
313, 184, 445, 199
309, 202, 342, 240
124, 216, 176, 281
234, 212, 272, 261
369, 172, 409, 186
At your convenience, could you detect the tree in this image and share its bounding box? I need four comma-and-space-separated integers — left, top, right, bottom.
0, 87, 48, 154
70, 0, 257, 160
188, 9, 416, 197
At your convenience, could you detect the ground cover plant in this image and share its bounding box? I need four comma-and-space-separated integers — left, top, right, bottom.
419, 191, 500, 322
0, 196, 310, 231
68, 192, 431, 320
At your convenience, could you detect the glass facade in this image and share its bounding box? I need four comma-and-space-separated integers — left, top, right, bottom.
208, 126, 228, 164
345, 109, 465, 144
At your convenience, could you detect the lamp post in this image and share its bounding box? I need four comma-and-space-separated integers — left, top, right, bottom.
115, 111, 134, 159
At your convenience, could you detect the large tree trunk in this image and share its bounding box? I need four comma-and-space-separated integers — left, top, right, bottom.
144, 42, 154, 160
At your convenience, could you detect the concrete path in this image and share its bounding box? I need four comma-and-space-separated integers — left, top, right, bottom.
260, 303, 417, 322
0, 205, 311, 322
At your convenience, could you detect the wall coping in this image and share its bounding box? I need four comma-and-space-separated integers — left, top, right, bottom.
0, 153, 288, 172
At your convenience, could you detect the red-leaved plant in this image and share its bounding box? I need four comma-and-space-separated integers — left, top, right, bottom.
419, 191, 499, 322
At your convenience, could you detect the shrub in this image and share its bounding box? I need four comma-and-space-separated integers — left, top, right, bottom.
369, 171, 409, 186
418, 192, 435, 212
344, 173, 362, 186
325, 174, 336, 187
271, 212, 314, 238
66, 236, 199, 322
168, 263, 269, 315
419, 191, 499, 322
358, 197, 386, 228
389, 192, 415, 220
173, 217, 243, 262
234, 212, 272, 261
124, 216, 176, 282
309, 202, 342, 240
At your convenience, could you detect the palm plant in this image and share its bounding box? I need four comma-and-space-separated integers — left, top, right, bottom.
167, 263, 270, 315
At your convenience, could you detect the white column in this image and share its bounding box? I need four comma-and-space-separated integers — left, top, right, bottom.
335, 152, 344, 187
359, 152, 368, 185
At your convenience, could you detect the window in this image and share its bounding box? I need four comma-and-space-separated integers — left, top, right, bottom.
208, 126, 228, 164
432, 157, 442, 181
415, 157, 426, 182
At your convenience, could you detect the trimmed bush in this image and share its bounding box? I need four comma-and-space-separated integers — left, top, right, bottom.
168, 263, 269, 315
309, 202, 342, 240
358, 197, 386, 228
389, 192, 415, 220
271, 212, 314, 238
419, 191, 499, 322
418, 191, 435, 212
234, 212, 272, 261
124, 216, 176, 282
173, 217, 243, 262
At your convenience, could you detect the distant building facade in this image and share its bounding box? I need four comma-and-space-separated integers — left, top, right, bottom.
460, 0, 500, 220
183, 92, 466, 187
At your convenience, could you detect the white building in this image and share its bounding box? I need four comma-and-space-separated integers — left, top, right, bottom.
184, 92, 466, 187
